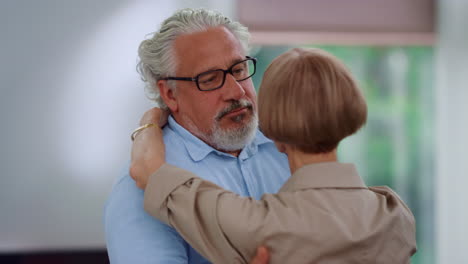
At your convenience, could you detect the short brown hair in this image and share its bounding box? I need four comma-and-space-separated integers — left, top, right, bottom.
258, 48, 367, 153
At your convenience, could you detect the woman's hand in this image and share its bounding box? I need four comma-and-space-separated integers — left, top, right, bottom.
130, 107, 168, 189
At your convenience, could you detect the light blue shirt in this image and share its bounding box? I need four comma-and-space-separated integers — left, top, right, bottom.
105, 116, 290, 264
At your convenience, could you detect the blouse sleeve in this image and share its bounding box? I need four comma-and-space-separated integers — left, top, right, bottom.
144, 164, 270, 264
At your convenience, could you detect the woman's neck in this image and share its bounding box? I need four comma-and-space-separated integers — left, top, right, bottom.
286, 148, 338, 174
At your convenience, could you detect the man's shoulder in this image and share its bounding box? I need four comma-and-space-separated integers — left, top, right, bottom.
105, 164, 144, 212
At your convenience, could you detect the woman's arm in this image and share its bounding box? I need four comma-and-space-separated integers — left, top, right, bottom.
130, 108, 272, 264
144, 164, 270, 264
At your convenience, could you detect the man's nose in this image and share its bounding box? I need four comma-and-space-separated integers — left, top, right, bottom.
222, 74, 246, 100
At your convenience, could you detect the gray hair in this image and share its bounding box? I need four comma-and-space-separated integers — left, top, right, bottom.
136, 8, 251, 108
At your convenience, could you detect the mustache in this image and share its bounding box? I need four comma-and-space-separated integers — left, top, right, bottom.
215, 100, 253, 121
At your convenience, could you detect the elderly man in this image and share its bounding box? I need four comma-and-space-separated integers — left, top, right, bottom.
104, 8, 290, 264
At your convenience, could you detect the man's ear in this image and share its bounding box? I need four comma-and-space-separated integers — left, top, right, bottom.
157, 80, 178, 112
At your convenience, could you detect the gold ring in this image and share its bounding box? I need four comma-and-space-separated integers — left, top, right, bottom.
131, 123, 157, 141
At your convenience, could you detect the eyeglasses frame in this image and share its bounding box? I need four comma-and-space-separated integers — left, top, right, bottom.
160, 56, 257, 91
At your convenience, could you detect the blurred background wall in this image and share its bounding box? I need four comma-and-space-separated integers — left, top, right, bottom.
0, 0, 234, 259
0, 0, 466, 263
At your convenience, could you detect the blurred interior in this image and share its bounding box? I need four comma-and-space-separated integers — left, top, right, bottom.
1, 0, 466, 263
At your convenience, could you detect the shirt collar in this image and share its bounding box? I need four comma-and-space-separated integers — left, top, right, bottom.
279, 162, 367, 192
167, 116, 273, 162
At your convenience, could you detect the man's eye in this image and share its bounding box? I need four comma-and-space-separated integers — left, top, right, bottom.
233, 68, 245, 74
200, 77, 216, 84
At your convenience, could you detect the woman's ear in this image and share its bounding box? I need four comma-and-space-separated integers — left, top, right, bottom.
157, 80, 178, 112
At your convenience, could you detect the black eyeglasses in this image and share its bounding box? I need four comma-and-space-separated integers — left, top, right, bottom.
161, 56, 257, 91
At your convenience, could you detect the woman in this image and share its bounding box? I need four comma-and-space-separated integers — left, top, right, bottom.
131, 48, 417, 263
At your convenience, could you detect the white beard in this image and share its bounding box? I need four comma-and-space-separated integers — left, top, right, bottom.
182, 99, 258, 152
209, 112, 258, 151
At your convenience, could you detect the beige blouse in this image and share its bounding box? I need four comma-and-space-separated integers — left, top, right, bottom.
144, 162, 417, 264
